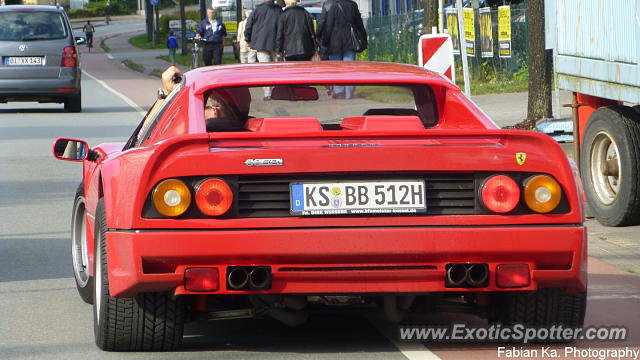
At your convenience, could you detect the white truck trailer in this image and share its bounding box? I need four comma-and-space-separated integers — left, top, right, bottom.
545, 0, 640, 226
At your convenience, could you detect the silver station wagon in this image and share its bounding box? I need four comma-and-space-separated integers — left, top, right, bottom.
0, 5, 82, 112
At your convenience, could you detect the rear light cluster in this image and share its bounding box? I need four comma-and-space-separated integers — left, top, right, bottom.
61, 46, 77, 67
151, 178, 233, 217
480, 174, 562, 214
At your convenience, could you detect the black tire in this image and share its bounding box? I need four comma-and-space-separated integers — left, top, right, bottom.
93, 199, 186, 351
64, 93, 82, 113
72, 183, 93, 304
579, 105, 640, 226
490, 288, 587, 342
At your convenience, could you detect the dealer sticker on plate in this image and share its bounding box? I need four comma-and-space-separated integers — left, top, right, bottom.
290, 180, 426, 216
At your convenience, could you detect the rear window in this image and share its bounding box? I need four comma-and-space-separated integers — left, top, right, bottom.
0, 11, 68, 41
203, 84, 438, 132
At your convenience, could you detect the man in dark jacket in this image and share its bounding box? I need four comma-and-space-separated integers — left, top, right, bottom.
321, 0, 366, 98
276, 0, 316, 61
244, 0, 282, 98
196, 8, 227, 66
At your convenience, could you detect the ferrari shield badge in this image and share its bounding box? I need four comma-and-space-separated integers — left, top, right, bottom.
516, 152, 527, 166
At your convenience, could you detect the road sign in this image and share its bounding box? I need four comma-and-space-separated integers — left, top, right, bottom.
169, 19, 198, 29
224, 21, 237, 34
418, 34, 455, 83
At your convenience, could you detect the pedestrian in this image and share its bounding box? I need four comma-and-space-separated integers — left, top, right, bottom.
195, 8, 227, 66
237, 9, 257, 63
244, 0, 282, 99
315, 0, 335, 60
321, 0, 367, 99
166, 30, 179, 65
276, 0, 316, 61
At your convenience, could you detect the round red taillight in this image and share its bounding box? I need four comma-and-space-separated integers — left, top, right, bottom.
195, 178, 233, 216
480, 175, 520, 213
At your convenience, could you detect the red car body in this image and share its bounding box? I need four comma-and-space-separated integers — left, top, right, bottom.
67, 62, 587, 300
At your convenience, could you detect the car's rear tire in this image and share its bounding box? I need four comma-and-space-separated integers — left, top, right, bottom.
64, 93, 82, 113
490, 288, 587, 341
72, 183, 93, 304
580, 105, 640, 226
93, 199, 186, 351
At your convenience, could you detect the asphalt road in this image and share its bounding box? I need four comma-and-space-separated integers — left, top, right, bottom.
1, 19, 640, 360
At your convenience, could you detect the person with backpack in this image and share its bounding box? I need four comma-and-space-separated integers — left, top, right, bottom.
321, 0, 367, 98
166, 30, 179, 65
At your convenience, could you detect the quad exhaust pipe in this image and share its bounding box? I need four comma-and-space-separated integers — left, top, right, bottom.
445, 263, 489, 288
227, 266, 272, 290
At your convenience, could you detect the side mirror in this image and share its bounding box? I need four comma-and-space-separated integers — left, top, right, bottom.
53, 138, 89, 161
271, 86, 319, 101
75, 36, 86, 45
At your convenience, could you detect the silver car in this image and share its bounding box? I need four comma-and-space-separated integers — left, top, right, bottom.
0, 5, 82, 112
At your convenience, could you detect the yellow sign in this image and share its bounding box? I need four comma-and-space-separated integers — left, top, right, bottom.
479, 7, 493, 58
224, 21, 238, 34
516, 152, 527, 166
498, 5, 511, 58
446, 8, 460, 55
463, 8, 475, 56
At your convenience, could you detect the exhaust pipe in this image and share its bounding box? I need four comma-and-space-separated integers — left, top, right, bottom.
446, 263, 468, 287
227, 267, 249, 290
466, 264, 489, 287
249, 266, 271, 290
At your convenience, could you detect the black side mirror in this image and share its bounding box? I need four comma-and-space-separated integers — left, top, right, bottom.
53, 138, 89, 161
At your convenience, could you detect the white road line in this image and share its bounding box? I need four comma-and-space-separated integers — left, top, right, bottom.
82, 70, 147, 116
106, 53, 114, 60
368, 316, 441, 360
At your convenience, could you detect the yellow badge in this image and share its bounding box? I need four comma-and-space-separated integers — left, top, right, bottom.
331, 187, 341, 196
516, 152, 527, 165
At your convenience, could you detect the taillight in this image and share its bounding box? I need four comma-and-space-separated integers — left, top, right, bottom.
195, 178, 233, 216
480, 175, 520, 213
152, 179, 192, 217
61, 46, 77, 67
523, 175, 562, 213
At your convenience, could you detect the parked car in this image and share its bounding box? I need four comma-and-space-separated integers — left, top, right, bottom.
0, 5, 83, 112
54, 61, 587, 351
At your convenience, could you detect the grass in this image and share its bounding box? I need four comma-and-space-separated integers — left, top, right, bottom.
156, 52, 237, 68
128, 33, 167, 50
623, 267, 637, 274
122, 59, 145, 73
455, 78, 529, 96
354, 86, 414, 103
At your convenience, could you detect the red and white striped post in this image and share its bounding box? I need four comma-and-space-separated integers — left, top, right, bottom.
418, 34, 455, 83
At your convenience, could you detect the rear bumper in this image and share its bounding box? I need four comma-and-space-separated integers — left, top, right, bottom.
0, 70, 80, 101
105, 225, 588, 297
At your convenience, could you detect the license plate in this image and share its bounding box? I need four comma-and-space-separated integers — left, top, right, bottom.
5, 57, 43, 66
290, 181, 426, 216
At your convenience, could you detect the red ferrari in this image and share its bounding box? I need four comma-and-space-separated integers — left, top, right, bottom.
54, 62, 587, 351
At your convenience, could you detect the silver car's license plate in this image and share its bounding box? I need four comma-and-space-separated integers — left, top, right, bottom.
290, 180, 426, 216
5, 57, 43, 66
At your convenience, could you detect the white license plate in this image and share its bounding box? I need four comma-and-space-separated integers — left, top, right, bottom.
290, 181, 426, 216
5, 57, 43, 66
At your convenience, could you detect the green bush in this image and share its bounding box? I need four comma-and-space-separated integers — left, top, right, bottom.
67, 0, 135, 18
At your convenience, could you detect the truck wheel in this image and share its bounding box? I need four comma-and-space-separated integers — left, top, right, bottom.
72, 183, 93, 304
580, 105, 640, 226
490, 288, 586, 341
64, 93, 82, 113
93, 199, 186, 351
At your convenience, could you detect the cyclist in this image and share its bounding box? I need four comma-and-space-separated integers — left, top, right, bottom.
82, 20, 95, 48
105, 3, 112, 25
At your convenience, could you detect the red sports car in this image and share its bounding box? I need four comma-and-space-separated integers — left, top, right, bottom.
54, 62, 587, 351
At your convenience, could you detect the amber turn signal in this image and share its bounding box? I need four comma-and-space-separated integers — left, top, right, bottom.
523, 175, 562, 213
152, 179, 192, 217
195, 178, 233, 216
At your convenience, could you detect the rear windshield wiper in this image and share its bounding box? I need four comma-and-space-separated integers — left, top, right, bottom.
21, 36, 51, 41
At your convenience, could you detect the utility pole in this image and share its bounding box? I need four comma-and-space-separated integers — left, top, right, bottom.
154, 3, 160, 44
145, 0, 153, 41
455, 0, 470, 96
180, 0, 187, 56
200, 0, 207, 20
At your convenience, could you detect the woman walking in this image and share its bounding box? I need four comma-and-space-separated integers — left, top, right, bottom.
276, 0, 316, 61
237, 10, 257, 63
321, 0, 367, 98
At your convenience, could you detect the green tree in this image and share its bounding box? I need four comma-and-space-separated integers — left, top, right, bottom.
423, 0, 439, 34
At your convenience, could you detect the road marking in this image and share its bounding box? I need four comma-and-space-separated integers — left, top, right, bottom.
106, 53, 114, 60
368, 316, 441, 360
82, 70, 147, 116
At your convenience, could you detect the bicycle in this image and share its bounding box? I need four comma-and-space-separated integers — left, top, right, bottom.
187, 37, 203, 69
